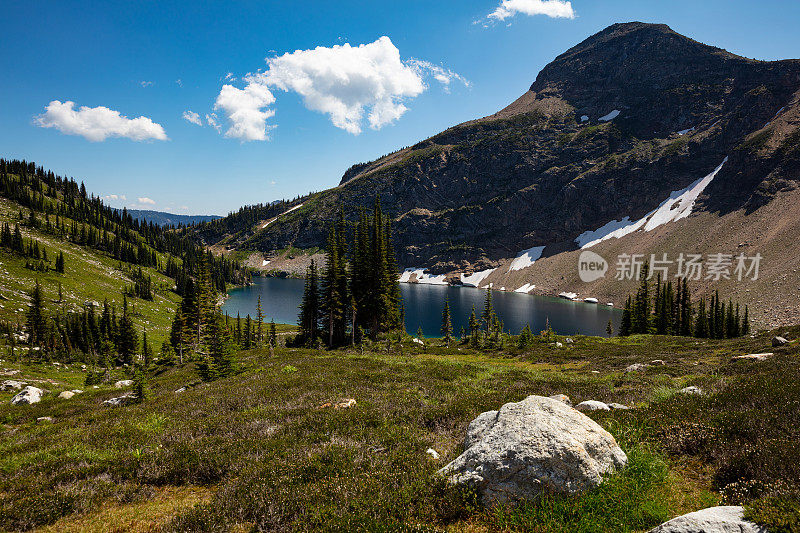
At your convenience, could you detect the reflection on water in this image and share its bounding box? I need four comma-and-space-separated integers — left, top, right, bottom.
222, 277, 621, 338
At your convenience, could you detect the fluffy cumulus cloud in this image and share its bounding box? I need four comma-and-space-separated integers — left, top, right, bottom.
214, 83, 277, 141
103, 194, 127, 201
137, 197, 156, 205
182, 110, 203, 126
488, 0, 575, 21
214, 36, 467, 140
35, 100, 168, 142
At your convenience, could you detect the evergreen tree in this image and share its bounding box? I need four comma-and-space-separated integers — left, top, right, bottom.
518, 324, 533, 348
256, 295, 264, 345
141, 329, 152, 369
132, 364, 148, 402
117, 296, 138, 365
619, 296, 633, 337
440, 297, 453, 347
606, 319, 614, 336
298, 260, 320, 345
632, 262, 651, 334
468, 306, 479, 347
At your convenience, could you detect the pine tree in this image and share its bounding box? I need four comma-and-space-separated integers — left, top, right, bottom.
606, 319, 614, 336
269, 319, 277, 348
481, 287, 494, 335
619, 296, 633, 336
632, 262, 651, 334
141, 329, 152, 369
518, 324, 532, 348
468, 306, 479, 347
298, 260, 320, 345
26, 281, 48, 351
117, 296, 138, 365
440, 297, 453, 347
256, 295, 264, 346
132, 364, 148, 402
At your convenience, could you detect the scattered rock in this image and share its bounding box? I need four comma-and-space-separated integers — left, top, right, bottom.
772, 336, 788, 347
678, 386, 702, 396
591, 370, 600, 374
71, 389, 84, 394
103, 394, 136, 407
426, 448, 440, 460
555, 342, 564, 348
114, 380, 133, 388
57, 391, 75, 399
175, 387, 187, 393
1, 379, 26, 391
565, 338, 574, 344
624, 363, 649, 373
412, 338, 424, 345
439, 395, 627, 506
650, 359, 666, 365
576, 400, 611, 411
36, 416, 53, 424
335, 398, 357, 409
11, 386, 44, 405
0, 368, 21, 376
608, 403, 631, 410
732, 353, 773, 362
549, 394, 572, 406
648, 506, 766, 532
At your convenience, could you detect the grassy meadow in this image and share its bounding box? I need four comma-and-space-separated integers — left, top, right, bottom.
2, 326, 799, 532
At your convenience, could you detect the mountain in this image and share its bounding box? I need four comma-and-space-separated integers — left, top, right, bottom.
202, 22, 800, 327
123, 209, 221, 227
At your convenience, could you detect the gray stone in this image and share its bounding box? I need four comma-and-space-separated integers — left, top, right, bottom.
57, 390, 75, 399
114, 379, 133, 388
625, 363, 649, 373
678, 386, 702, 396
732, 353, 773, 362
439, 395, 627, 506
648, 506, 766, 532
11, 386, 44, 405
772, 336, 789, 347
103, 394, 136, 407
1, 379, 26, 391
576, 400, 610, 411
36, 416, 53, 424
549, 394, 572, 406
608, 403, 630, 410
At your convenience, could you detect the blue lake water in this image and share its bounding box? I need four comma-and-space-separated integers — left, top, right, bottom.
222, 277, 621, 338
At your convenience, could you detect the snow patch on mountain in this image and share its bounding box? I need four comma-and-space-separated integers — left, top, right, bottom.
508, 246, 546, 272
515, 283, 535, 293
461, 268, 495, 287
577, 157, 728, 248
260, 203, 305, 229
599, 109, 620, 122
399, 268, 447, 285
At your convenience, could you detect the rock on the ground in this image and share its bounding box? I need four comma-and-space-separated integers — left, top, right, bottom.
114, 380, 133, 388
608, 403, 630, 410
11, 386, 44, 405
1, 379, 26, 391
732, 353, 774, 362
58, 390, 75, 399
678, 386, 702, 396
103, 394, 136, 407
426, 448, 440, 460
648, 506, 767, 532
549, 394, 572, 406
650, 359, 666, 365
576, 400, 611, 411
335, 398, 357, 409
555, 342, 564, 348
439, 395, 627, 506
772, 336, 788, 347
36, 416, 53, 424
625, 363, 650, 373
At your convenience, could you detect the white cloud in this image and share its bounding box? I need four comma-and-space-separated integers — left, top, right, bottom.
214, 36, 466, 140
140, 81, 154, 88
214, 83, 277, 141
103, 194, 127, 201
176, 79, 183, 87
182, 110, 203, 126
488, 0, 575, 21
35, 100, 168, 142
205, 113, 221, 132
137, 197, 156, 205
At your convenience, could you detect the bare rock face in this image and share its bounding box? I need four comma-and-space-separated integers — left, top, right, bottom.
10, 386, 44, 405
772, 336, 789, 347
1, 380, 26, 392
439, 395, 627, 506
648, 506, 767, 533
576, 400, 611, 411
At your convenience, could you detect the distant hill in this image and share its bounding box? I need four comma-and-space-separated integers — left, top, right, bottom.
123, 209, 221, 227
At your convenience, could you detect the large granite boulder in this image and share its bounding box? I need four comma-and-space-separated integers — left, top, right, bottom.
439, 395, 627, 506
11, 386, 44, 405
648, 506, 766, 532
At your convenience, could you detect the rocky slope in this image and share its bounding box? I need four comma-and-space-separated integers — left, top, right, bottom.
206, 22, 800, 325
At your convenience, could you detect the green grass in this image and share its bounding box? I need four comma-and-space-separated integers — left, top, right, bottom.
1, 328, 797, 531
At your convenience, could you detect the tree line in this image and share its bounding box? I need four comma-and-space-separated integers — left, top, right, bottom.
297, 200, 402, 346
618, 263, 750, 338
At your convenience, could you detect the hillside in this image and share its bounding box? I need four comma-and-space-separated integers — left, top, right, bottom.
0, 160, 250, 348
199, 22, 800, 327
123, 209, 221, 228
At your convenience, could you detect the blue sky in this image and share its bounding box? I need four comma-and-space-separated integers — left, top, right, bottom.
2, 0, 799, 215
